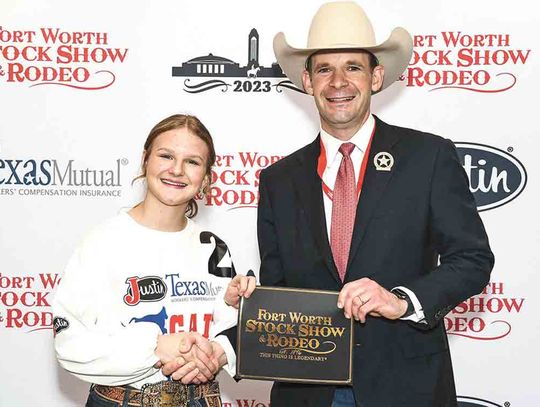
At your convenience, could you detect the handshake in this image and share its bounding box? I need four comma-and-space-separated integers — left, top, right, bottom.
154, 275, 256, 384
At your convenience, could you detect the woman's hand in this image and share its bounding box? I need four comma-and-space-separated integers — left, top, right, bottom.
224, 275, 257, 309
155, 332, 217, 384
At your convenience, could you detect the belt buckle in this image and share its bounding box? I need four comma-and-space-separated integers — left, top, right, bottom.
141, 381, 187, 407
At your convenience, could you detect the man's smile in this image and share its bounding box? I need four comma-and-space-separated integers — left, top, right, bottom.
325, 95, 356, 103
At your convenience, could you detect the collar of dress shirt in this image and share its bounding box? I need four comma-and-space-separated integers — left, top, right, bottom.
320, 114, 375, 169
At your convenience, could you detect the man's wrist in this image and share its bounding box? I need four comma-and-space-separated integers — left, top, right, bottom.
211, 341, 228, 368
392, 289, 414, 318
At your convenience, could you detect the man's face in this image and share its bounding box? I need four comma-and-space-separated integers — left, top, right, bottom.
302, 51, 384, 140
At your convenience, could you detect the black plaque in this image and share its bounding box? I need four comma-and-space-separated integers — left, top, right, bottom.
236, 286, 353, 384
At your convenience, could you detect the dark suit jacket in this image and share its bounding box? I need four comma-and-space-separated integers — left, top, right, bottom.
257, 116, 494, 407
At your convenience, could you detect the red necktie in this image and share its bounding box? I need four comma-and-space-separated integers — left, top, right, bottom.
330, 143, 357, 281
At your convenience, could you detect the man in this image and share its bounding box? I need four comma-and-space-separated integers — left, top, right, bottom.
257, 2, 494, 406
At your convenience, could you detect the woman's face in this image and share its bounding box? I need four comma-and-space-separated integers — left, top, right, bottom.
143, 127, 209, 210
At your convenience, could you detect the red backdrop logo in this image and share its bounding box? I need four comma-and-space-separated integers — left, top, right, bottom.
200, 151, 284, 210
405, 32, 530, 92
0, 26, 128, 90
0, 272, 61, 332
223, 400, 270, 407
445, 281, 524, 340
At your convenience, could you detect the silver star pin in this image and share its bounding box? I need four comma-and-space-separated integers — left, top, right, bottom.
374, 152, 394, 171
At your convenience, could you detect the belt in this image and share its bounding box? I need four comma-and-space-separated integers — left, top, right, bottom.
94, 385, 142, 406
93, 381, 221, 407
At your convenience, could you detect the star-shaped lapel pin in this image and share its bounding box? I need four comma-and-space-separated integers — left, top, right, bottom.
373, 152, 394, 171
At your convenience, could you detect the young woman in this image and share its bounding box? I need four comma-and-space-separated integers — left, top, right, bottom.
53, 114, 256, 406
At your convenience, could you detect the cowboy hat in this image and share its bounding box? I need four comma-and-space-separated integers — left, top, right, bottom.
273, 1, 413, 91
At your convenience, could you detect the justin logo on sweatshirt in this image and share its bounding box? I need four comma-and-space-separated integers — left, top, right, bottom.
123, 276, 167, 306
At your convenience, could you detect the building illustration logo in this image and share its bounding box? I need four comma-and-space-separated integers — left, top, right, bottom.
172, 29, 303, 94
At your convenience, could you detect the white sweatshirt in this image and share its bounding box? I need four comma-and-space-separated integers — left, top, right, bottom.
53, 211, 238, 388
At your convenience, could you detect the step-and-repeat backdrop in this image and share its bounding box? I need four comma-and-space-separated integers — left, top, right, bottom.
1, 0, 538, 405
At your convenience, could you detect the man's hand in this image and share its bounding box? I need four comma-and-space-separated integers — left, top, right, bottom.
162, 339, 229, 384
156, 332, 218, 384
337, 277, 408, 323
224, 275, 257, 308
209, 341, 227, 369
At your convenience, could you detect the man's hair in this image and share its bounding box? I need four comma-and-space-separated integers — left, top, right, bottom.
305, 50, 379, 74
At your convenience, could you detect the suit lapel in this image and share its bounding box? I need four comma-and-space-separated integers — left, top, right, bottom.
346, 117, 401, 277
292, 136, 341, 285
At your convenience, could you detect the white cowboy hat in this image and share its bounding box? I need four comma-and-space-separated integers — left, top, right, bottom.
273, 1, 413, 91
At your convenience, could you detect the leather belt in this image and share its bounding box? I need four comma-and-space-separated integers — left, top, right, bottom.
94, 385, 142, 406
93, 381, 221, 407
